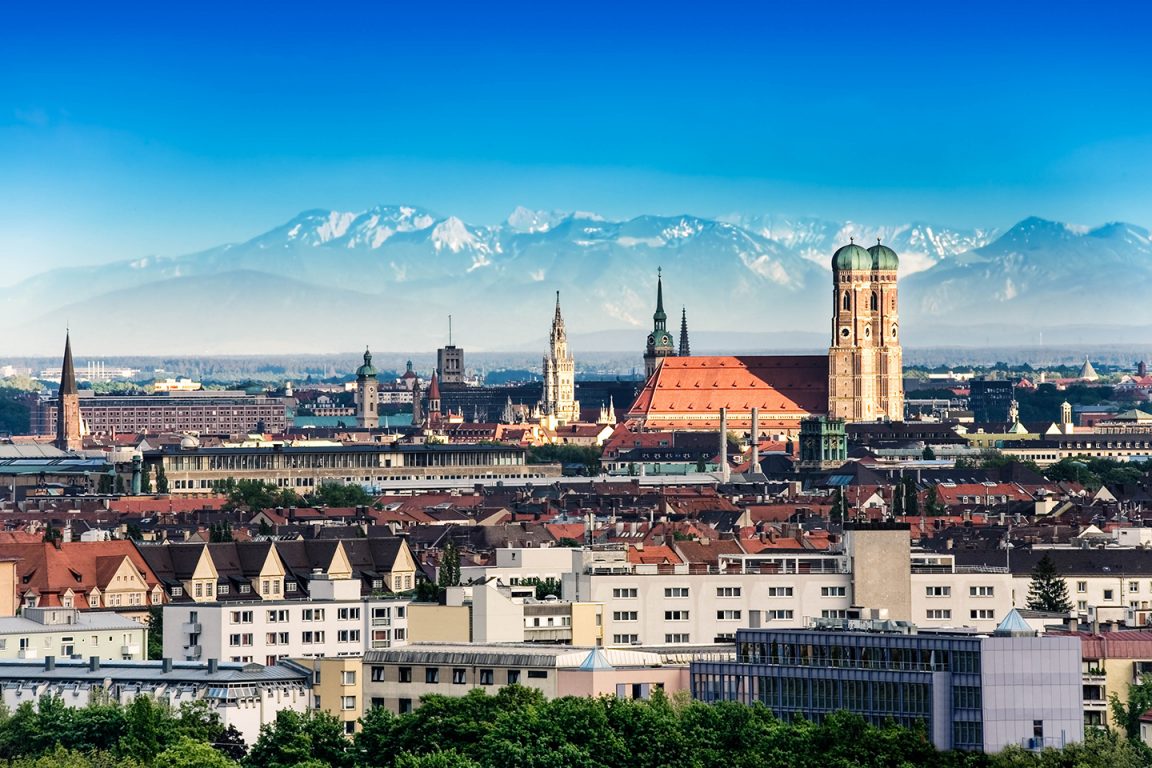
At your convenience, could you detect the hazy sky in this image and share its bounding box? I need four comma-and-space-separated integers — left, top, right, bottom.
2, 1, 1150, 285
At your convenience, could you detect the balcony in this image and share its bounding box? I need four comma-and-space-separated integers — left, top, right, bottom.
183, 645, 201, 659
17, 648, 37, 659
121, 645, 141, 657
372, 617, 391, 627
182, 622, 202, 634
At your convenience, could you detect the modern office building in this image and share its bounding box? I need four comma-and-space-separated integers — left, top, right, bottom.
969, 380, 1014, 423
690, 614, 1083, 753
34, 390, 291, 437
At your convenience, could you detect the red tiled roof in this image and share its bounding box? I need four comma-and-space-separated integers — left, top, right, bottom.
628, 356, 829, 429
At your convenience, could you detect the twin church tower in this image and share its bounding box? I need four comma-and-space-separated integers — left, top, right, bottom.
641, 239, 904, 424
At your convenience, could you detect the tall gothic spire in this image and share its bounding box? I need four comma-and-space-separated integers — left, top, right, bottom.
678, 307, 690, 357
60, 331, 77, 396
653, 268, 667, 328
55, 331, 82, 451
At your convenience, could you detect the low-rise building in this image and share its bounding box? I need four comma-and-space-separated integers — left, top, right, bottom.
0, 656, 309, 744
0, 607, 147, 661
363, 643, 693, 714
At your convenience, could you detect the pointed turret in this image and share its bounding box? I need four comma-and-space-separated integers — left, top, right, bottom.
60, 332, 77, 396
55, 331, 82, 451
644, 268, 676, 379
1078, 356, 1099, 382
654, 268, 667, 326
678, 306, 690, 357
428, 372, 442, 415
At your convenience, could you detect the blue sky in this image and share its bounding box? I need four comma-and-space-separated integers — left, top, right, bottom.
1, 0, 1150, 283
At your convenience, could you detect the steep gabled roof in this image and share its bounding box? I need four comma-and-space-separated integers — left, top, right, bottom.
628, 355, 829, 429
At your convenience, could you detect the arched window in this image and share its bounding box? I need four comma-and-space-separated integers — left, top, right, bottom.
842, 292, 851, 310
870, 292, 878, 311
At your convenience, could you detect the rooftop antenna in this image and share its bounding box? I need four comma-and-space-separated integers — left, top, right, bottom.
448, 315, 452, 346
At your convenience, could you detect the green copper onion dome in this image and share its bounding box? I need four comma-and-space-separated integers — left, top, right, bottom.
831, 241, 872, 271
868, 240, 899, 271
356, 347, 377, 378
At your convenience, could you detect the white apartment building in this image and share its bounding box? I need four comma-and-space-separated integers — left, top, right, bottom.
163, 575, 409, 664
909, 554, 1016, 633
459, 546, 577, 586
563, 547, 855, 646
0, 657, 309, 745
0, 608, 147, 662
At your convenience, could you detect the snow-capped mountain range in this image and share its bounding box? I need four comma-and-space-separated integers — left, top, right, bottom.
2, 206, 1149, 355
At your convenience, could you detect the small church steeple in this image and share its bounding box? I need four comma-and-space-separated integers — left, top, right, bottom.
55, 331, 83, 452
644, 268, 676, 380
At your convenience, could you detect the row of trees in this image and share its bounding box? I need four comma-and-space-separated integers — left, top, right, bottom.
4, 687, 1150, 768
211, 479, 376, 512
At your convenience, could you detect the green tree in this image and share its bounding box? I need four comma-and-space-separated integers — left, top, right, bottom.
140, 466, 153, 494
119, 695, 175, 763
146, 607, 164, 660
224, 480, 300, 513
307, 482, 372, 508
518, 577, 561, 599
244, 710, 351, 768
922, 445, 936, 460
925, 485, 944, 515
395, 750, 481, 768
903, 479, 920, 518
1025, 553, 1072, 613
438, 541, 461, 589
1110, 675, 1152, 739
155, 467, 169, 495
154, 737, 239, 768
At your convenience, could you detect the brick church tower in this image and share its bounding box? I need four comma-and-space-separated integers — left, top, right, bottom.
827, 240, 903, 422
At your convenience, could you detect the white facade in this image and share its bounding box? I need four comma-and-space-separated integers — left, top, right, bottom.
459, 546, 578, 586
164, 586, 410, 665
564, 552, 854, 646
0, 608, 147, 661
0, 658, 308, 745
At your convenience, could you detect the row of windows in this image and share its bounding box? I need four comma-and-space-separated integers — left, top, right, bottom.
387, 666, 546, 685
226, 606, 402, 624
925, 586, 995, 597
614, 586, 746, 599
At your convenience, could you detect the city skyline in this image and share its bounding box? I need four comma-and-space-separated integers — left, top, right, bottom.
3, 1, 1152, 285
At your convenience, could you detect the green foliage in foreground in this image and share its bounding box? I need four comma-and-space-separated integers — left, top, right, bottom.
0, 687, 1150, 768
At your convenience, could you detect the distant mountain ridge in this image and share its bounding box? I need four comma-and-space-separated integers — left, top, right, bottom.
0, 206, 1147, 355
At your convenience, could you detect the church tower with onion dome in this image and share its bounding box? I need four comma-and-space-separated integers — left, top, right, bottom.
354, 347, 379, 429
827, 239, 903, 421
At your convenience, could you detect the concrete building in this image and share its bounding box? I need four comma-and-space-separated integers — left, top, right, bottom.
147, 441, 556, 495
437, 344, 465, 385
407, 581, 603, 646
363, 643, 691, 714
0, 656, 310, 745
288, 655, 365, 735
35, 390, 290, 438
163, 581, 410, 664
0, 608, 147, 661
692, 616, 1083, 752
